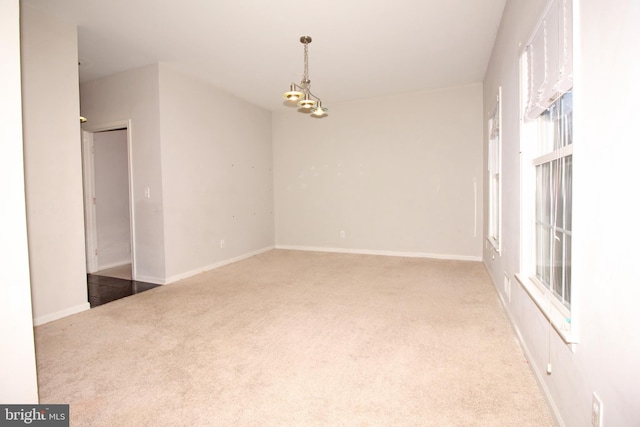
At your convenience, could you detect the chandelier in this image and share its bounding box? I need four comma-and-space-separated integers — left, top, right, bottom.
283, 36, 328, 118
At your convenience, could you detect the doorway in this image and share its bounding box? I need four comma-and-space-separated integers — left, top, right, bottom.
81, 120, 136, 281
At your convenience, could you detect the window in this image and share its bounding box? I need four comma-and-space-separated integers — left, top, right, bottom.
487, 88, 502, 252
534, 92, 572, 309
517, 0, 575, 344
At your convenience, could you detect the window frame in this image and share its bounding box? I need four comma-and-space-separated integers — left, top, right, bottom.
517, 0, 577, 345
518, 105, 576, 344
487, 87, 502, 253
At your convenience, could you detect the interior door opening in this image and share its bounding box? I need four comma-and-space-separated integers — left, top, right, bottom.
81, 120, 136, 281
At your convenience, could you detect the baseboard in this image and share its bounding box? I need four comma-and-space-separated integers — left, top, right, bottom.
133, 274, 165, 285
275, 245, 482, 262
96, 260, 130, 272
33, 302, 90, 326
483, 261, 566, 427
163, 245, 275, 284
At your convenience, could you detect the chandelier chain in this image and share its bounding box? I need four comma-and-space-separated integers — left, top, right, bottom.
303, 43, 310, 86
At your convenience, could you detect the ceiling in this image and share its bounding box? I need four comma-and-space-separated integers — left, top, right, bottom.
23, 0, 506, 112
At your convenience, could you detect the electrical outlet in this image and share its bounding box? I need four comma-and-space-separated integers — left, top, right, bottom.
592, 393, 603, 427
220, 240, 225, 249
340, 230, 346, 239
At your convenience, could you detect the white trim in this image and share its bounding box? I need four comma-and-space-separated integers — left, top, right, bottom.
569, 0, 581, 347
81, 131, 98, 273
33, 303, 90, 326
275, 245, 482, 262
515, 274, 577, 345
485, 265, 566, 427
133, 274, 166, 285
81, 120, 137, 279
486, 235, 500, 253
532, 144, 573, 166
487, 86, 502, 253
125, 121, 137, 280
163, 246, 275, 284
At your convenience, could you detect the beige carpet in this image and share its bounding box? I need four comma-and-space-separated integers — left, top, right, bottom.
35, 250, 555, 426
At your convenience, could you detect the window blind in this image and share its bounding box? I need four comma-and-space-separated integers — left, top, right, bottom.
524, 0, 573, 121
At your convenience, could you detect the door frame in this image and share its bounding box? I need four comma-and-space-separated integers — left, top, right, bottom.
81, 119, 137, 279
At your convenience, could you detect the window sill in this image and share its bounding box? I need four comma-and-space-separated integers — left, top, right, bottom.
515, 273, 578, 346
486, 236, 501, 254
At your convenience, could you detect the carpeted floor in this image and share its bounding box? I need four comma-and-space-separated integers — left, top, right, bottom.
34, 250, 556, 426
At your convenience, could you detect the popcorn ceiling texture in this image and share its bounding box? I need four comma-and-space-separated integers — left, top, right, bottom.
35, 250, 555, 426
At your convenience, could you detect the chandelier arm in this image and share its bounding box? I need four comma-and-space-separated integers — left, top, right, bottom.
306, 91, 321, 102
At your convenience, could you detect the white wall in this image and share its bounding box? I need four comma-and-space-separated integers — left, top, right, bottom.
483, 0, 640, 425
80, 65, 166, 283
0, 0, 39, 403
81, 64, 274, 283
94, 129, 131, 269
21, 4, 89, 325
158, 64, 274, 281
273, 84, 483, 260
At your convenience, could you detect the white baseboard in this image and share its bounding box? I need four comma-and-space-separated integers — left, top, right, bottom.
163, 246, 275, 284
275, 245, 482, 262
96, 260, 130, 272
132, 274, 165, 285
33, 302, 90, 326
483, 261, 565, 427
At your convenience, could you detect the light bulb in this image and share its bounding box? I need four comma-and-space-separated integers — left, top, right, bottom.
298, 98, 317, 109
311, 105, 328, 117
283, 90, 304, 101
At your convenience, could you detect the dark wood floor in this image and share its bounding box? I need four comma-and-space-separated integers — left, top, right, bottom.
87, 274, 160, 308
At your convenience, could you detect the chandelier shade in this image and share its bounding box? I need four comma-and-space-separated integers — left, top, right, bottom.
282, 36, 328, 118
283, 84, 304, 102
311, 103, 328, 117
298, 94, 317, 109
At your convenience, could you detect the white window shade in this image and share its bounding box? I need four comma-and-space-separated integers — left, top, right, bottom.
557, 0, 573, 94
525, 0, 573, 121
525, 29, 547, 119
